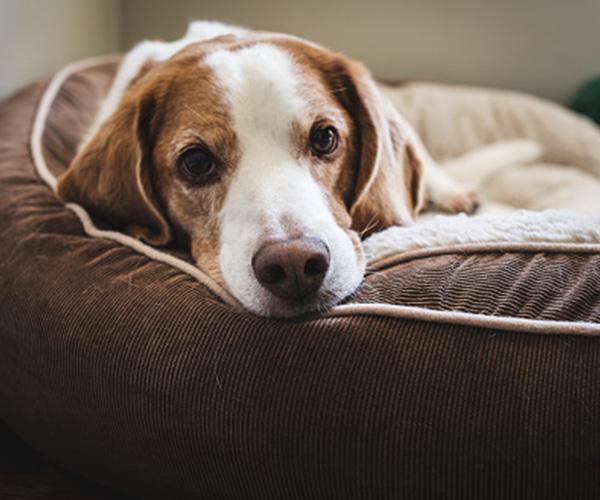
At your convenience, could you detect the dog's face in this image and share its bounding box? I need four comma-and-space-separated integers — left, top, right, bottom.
58, 34, 424, 317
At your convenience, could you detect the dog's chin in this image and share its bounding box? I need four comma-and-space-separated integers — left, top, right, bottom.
238, 286, 359, 319
226, 271, 365, 319
247, 292, 343, 319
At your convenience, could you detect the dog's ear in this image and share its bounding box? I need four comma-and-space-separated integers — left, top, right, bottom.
57, 90, 171, 245
328, 60, 425, 235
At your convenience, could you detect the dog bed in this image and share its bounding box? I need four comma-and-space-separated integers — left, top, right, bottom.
1, 57, 600, 500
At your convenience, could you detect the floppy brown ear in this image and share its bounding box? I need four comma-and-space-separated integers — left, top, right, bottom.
57, 92, 171, 246
330, 60, 425, 235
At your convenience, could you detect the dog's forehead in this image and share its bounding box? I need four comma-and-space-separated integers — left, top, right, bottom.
151, 36, 350, 161
155, 36, 345, 127
204, 43, 309, 137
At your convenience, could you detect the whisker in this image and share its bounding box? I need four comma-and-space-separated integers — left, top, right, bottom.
184, 103, 204, 120
359, 214, 380, 238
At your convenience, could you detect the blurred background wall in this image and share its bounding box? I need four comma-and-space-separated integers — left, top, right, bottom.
0, 0, 120, 99
0, 0, 121, 98
2, 0, 600, 104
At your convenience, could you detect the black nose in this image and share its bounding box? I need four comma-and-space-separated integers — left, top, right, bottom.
252, 238, 330, 302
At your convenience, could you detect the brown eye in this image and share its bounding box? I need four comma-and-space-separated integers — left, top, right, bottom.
178, 147, 216, 183
310, 125, 339, 156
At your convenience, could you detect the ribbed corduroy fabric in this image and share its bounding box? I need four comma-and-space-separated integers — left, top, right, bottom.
1, 66, 599, 500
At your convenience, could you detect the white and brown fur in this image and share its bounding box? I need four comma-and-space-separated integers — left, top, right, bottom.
57, 21, 529, 317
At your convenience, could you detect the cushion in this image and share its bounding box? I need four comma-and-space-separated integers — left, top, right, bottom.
1, 58, 600, 500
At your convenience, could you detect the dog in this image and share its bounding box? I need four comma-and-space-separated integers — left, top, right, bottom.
57, 21, 500, 317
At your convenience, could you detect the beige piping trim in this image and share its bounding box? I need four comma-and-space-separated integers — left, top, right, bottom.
369, 241, 600, 271
31, 56, 600, 335
326, 304, 600, 336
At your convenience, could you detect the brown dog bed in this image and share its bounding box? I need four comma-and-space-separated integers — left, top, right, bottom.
1, 58, 600, 500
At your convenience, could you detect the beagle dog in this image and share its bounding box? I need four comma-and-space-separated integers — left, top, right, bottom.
57, 21, 479, 317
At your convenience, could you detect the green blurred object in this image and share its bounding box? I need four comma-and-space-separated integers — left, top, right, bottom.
572, 76, 600, 125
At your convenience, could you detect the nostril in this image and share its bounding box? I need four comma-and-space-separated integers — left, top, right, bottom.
262, 264, 286, 285
304, 256, 328, 277
252, 237, 330, 302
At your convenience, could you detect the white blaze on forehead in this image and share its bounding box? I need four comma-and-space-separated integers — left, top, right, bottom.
205, 43, 307, 149
204, 43, 363, 316
205, 43, 318, 235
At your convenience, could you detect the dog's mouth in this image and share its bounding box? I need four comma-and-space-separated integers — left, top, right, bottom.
240, 282, 359, 319
216, 234, 365, 318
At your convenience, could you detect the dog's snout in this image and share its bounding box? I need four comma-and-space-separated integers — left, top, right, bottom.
252, 238, 330, 302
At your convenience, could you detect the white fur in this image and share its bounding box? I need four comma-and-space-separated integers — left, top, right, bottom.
206, 44, 364, 316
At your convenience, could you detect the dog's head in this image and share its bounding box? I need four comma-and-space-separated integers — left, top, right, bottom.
57, 33, 425, 317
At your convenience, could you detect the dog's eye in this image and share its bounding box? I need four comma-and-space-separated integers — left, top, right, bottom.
178, 147, 216, 183
310, 125, 339, 156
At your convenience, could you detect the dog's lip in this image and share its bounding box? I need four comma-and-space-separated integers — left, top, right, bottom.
248, 277, 361, 318
252, 298, 337, 319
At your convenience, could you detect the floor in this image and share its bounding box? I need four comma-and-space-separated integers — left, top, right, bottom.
0, 420, 132, 500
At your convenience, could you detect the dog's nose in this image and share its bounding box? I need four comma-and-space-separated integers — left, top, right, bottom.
252, 238, 330, 302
